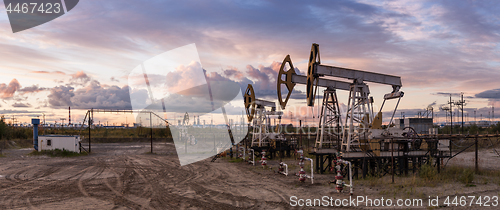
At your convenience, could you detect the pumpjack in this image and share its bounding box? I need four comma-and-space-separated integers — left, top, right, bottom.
244, 84, 295, 158
278, 43, 404, 154
277, 43, 451, 177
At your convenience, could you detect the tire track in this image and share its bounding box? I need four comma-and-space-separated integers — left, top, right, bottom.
1, 162, 97, 209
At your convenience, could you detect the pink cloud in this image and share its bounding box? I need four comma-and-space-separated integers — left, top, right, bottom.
0, 79, 21, 99
165, 61, 206, 93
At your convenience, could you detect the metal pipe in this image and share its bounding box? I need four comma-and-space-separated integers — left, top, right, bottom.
305, 157, 314, 184
279, 162, 289, 176
341, 159, 354, 195
347, 160, 353, 195
250, 149, 255, 166
284, 163, 288, 176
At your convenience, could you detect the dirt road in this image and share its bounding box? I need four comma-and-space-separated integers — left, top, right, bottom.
1, 143, 499, 209
0, 143, 315, 209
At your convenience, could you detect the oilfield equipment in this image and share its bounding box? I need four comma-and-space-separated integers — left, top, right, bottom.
277, 162, 289, 176
179, 112, 198, 147
244, 84, 282, 148
260, 150, 267, 167
277, 43, 457, 178
248, 148, 255, 165
333, 153, 354, 195
296, 150, 314, 184
244, 84, 297, 157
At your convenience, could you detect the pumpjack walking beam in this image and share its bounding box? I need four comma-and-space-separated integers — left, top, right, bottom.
305, 44, 403, 152
278, 55, 350, 150
277, 43, 404, 152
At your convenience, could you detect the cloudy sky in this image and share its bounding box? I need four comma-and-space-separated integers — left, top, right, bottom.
0, 0, 499, 126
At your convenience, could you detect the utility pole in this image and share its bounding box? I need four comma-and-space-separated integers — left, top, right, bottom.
474, 110, 476, 124
450, 94, 453, 134
446, 94, 454, 134
88, 109, 92, 153
454, 93, 466, 134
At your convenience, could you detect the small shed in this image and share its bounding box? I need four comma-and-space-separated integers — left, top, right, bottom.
38, 135, 81, 152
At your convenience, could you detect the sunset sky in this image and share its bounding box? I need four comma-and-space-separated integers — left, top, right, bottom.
0, 0, 499, 126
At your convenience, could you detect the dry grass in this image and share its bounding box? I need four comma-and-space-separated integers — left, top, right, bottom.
29, 149, 87, 157
357, 165, 500, 199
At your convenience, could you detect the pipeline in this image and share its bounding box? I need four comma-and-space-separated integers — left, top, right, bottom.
278, 162, 288, 176
295, 150, 313, 184
305, 157, 314, 184
333, 153, 353, 195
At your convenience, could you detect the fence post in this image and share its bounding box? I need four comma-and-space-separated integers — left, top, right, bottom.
475, 134, 478, 173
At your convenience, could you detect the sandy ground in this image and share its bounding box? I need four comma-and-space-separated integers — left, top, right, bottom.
447, 149, 500, 170
0, 143, 499, 209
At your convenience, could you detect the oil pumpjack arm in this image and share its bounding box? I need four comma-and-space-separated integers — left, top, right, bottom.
277, 43, 404, 152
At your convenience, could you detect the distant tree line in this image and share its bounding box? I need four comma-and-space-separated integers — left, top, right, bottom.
438, 122, 500, 135
0, 116, 172, 140
0, 116, 32, 140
